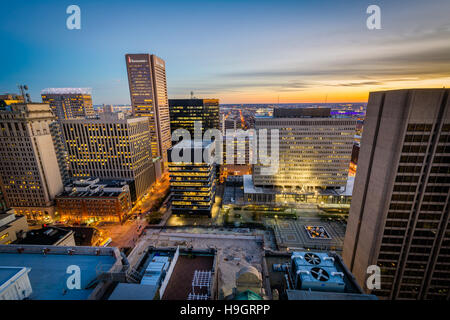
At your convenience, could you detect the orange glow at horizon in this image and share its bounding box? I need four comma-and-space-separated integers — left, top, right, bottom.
215, 78, 450, 104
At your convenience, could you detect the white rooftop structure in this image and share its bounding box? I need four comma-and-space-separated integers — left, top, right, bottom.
0, 266, 32, 300
41, 88, 92, 95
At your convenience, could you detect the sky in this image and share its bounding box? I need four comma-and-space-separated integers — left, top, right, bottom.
0, 0, 450, 104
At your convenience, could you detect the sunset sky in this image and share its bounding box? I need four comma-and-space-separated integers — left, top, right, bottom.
1, 0, 450, 104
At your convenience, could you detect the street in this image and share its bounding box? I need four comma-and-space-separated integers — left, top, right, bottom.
94, 173, 170, 248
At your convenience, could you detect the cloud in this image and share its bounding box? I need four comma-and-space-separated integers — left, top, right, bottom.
217, 23, 450, 86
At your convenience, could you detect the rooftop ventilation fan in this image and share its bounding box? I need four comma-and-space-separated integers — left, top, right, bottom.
310, 267, 330, 282
304, 253, 321, 265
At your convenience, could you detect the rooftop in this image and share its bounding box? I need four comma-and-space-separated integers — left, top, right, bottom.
286, 290, 378, 300
108, 283, 158, 300
16, 227, 73, 246
171, 140, 214, 149
243, 174, 354, 197
162, 254, 214, 300
0, 266, 26, 286
0, 245, 120, 300
41, 88, 92, 95
57, 189, 124, 198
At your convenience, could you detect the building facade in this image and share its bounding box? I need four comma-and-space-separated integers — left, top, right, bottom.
0, 103, 64, 221
343, 89, 450, 300
56, 178, 132, 223
168, 141, 216, 216
60, 113, 155, 201
169, 98, 220, 138
0, 211, 28, 244
41, 88, 94, 120
125, 54, 172, 169
253, 108, 356, 191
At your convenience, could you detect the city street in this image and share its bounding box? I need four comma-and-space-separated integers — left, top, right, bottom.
131, 172, 170, 215
95, 173, 170, 248
98, 218, 146, 248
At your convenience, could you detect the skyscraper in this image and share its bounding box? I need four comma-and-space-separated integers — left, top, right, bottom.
41, 88, 94, 120
60, 112, 156, 201
0, 103, 64, 221
41, 88, 94, 183
343, 89, 450, 300
125, 54, 172, 170
169, 98, 220, 138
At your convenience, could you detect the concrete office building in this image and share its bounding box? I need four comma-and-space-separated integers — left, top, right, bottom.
125, 54, 172, 171
168, 140, 216, 216
41, 88, 94, 120
0, 103, 64, 221
60, 112, 155, 201
169, 99, 220, 138
253, 108, 356, 191
343, 89, 450, 300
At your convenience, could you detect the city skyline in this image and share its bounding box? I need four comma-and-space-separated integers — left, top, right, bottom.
1, 0, 450, 104
1, 0, 450, 304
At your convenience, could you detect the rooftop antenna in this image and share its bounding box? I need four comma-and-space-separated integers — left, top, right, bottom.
18, 84, 31, 103
324, 93, 328, 104
190, 91, 194, 99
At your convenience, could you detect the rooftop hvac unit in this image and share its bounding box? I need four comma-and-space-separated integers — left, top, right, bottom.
291, 252, 335, 270
294, 266, 345, 292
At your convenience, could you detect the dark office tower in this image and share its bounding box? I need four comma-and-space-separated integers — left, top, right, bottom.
41, 88, 94, 120
343, 89, 450, 300
168, 141, 216, 216
169, 99, 220, 138
125, 54, 172, 169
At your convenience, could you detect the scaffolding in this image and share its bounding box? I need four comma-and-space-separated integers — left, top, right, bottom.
187, 293, 209, 300
191, 270, 212, 296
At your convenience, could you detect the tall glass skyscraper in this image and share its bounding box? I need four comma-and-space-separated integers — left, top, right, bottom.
125, 54, 172, 170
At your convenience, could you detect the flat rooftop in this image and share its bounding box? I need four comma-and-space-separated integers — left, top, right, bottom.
0, 245, 118, 300
162, 254, 214, 300
57, 190, 124, 198
273, 107, 331, 118
243, 174, 354, 197
0, 266, 25, 286
286, 290, 378, 300
16, 227, 72, 245
108, 283, 158, 300
171, 140, 213, 149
